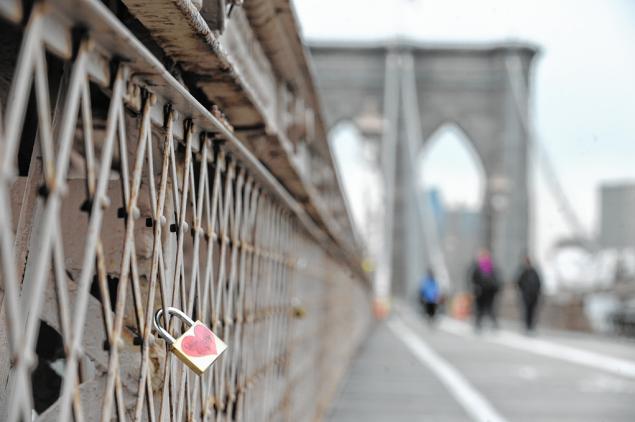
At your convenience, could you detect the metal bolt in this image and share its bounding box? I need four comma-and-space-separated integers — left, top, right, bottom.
80, 198, 93, 213
37, 184, 50, 198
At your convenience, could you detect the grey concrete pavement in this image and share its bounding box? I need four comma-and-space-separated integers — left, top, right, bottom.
328, 307, 635, 422
327, 322, 471, 422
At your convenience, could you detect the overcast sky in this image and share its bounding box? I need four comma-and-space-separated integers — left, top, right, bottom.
294, 0, 635, 278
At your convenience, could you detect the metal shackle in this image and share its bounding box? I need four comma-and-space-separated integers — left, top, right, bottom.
154, 307, 196, 345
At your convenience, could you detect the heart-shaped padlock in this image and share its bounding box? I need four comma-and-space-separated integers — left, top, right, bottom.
153, 307, 227, 375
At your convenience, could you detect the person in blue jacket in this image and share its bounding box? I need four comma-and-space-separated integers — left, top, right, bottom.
419, 269, 440, 322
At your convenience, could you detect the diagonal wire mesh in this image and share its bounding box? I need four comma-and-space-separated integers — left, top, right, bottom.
0, 1, 371, 420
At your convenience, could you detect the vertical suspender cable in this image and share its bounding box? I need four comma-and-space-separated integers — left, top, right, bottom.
374, 51, 401, 301
401, 52, 452, 292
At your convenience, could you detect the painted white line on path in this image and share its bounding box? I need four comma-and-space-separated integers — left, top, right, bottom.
438, 316, 635, 379
388, 317, 508, 422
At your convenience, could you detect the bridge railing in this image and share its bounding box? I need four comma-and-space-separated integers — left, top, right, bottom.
0, 1, 371, 420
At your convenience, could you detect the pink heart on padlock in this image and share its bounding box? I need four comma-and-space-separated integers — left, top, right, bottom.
181, 325, 217, 357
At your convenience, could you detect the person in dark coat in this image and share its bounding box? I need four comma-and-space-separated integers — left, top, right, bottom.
470, 248, 500, 331
516, 256, 542, 333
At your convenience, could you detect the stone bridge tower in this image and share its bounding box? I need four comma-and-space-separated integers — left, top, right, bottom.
310, 42, 538, 297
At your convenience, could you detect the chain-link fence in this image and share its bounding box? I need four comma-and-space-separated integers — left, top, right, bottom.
0, 1, 372, 420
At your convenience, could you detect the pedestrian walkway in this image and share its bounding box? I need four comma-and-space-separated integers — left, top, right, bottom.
326, 321, 471, 421
328, 305, 635, 421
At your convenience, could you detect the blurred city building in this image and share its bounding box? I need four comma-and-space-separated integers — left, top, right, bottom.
599, 183, 635, 250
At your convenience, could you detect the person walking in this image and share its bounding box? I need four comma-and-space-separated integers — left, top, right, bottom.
419, 269, 440, 323
516, 256, 542, 333
470, 248, 500, 331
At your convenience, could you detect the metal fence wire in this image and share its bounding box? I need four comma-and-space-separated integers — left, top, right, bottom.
0, 1, 372, 420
